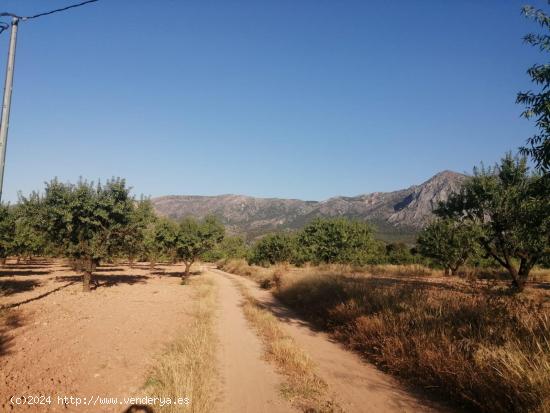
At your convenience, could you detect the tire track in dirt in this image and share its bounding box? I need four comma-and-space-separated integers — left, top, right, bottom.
213, 269, 297, 413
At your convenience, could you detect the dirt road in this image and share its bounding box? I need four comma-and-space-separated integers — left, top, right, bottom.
214, 269, 296, 412
214, 268, 451, 413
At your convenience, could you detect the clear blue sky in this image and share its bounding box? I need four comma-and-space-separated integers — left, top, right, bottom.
0, 0, 545, 202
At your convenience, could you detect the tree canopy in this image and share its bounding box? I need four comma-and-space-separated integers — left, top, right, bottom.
518, 3, 550, 170
435, 154, 549, 289
175, 215, 225, 278
417, 218, 481, 275
35, 178, 136, 291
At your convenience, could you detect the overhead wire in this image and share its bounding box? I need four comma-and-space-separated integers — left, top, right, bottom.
0, 0, 99, 34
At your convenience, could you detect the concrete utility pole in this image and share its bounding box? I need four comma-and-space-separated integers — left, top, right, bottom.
0, 17, 18, 202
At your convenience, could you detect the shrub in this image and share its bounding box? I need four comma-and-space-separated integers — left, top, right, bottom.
297, 217, 376, 265
248, 233, 294, 266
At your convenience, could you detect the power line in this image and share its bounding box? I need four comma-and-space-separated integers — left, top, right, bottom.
0, 0, 99, 33
0, 0, 99, 201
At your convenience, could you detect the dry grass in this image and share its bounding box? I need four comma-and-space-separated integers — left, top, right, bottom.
218, 259, 289, 288
233, 279, 341, 412
275, 272, 550, 413
220, 259, 441, 282
146, 276, 217, 413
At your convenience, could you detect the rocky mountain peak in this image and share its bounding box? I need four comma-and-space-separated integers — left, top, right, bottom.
152, 171, 466, 242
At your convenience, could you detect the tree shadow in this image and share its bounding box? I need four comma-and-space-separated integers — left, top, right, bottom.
55, 274, 148, 289
158, 270, 201, 278
0, 269, 51, 277
3, 260, 53, 267
1, 281, 77, 310
94, 267, 125, 272
0, 310, 25, 357
530, 281, 550, 290
0, 279, 41, 296
131, 263, 155, 270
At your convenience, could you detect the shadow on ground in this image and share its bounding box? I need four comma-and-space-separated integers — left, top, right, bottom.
154, 270, 201, 278
55, 274, 148, 289
0, 269, 51, 277
94, 267, 125, 272
0, 310, 25, 357
1, 281, 77, 310
0, 279, 41, 296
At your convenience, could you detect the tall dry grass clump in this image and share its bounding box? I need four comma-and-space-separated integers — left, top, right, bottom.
275, 273, 550, 413
146, 276, 217, 413
218, 259, 284, 288
364, 263, 437, 277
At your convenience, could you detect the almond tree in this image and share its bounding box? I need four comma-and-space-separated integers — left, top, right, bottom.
436, 154, 549, 290
175, 216, 224, 278
0, 204, 15, 265
121, 198, 156, 267
39, 178, 135, 291
249, 233, 294, 266
417, 218, 480, 275
518, 4, 550, 171
143, 217, 178, 273
12, 193, 47, 261
297, 217, 375, 265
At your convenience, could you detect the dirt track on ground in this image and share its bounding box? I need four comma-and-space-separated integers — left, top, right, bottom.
214, 269, 296, 412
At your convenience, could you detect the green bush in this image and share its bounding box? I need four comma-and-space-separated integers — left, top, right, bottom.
248, 233, 294, 266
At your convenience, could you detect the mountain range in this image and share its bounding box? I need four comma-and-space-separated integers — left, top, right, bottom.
151, 170, 466, 243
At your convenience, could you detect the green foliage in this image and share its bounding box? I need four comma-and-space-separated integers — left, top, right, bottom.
248, 233, 295, 266
0, 204, 15, 261
143, 217, 179, 265
518, 4, 550, 171
297, 217, 375, 265
417, 219, 481, 275
202, 235, 249, 262
175, 215, 225, 276
12, 195, 47, 259
436, 154, 550, 289
37, 178, 136, 291
121, 198, 156, 265
384, 242, 420, 265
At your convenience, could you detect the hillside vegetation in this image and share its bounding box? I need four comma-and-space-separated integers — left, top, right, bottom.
152, 170, 465, 242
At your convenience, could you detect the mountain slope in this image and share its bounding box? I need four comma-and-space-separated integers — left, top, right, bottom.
152, 171, 466, 242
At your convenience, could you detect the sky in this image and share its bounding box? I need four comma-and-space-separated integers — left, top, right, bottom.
0, 0, 546, 202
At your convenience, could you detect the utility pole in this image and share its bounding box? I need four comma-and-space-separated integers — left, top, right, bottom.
0, 17, 18, 202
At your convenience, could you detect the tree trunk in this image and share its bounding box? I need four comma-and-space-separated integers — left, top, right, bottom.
82, 271, 92, 292
444, 267, 452, 276
512, 260, 532, 292
128, 256, 135, 268
0, 257, 6, 266
149, 260, 156, 273
92, 258, 100, 272
506, 264, 524, 292
183, 261, 192, 280
16, 256, 20, 264
82, 257, 94, 292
